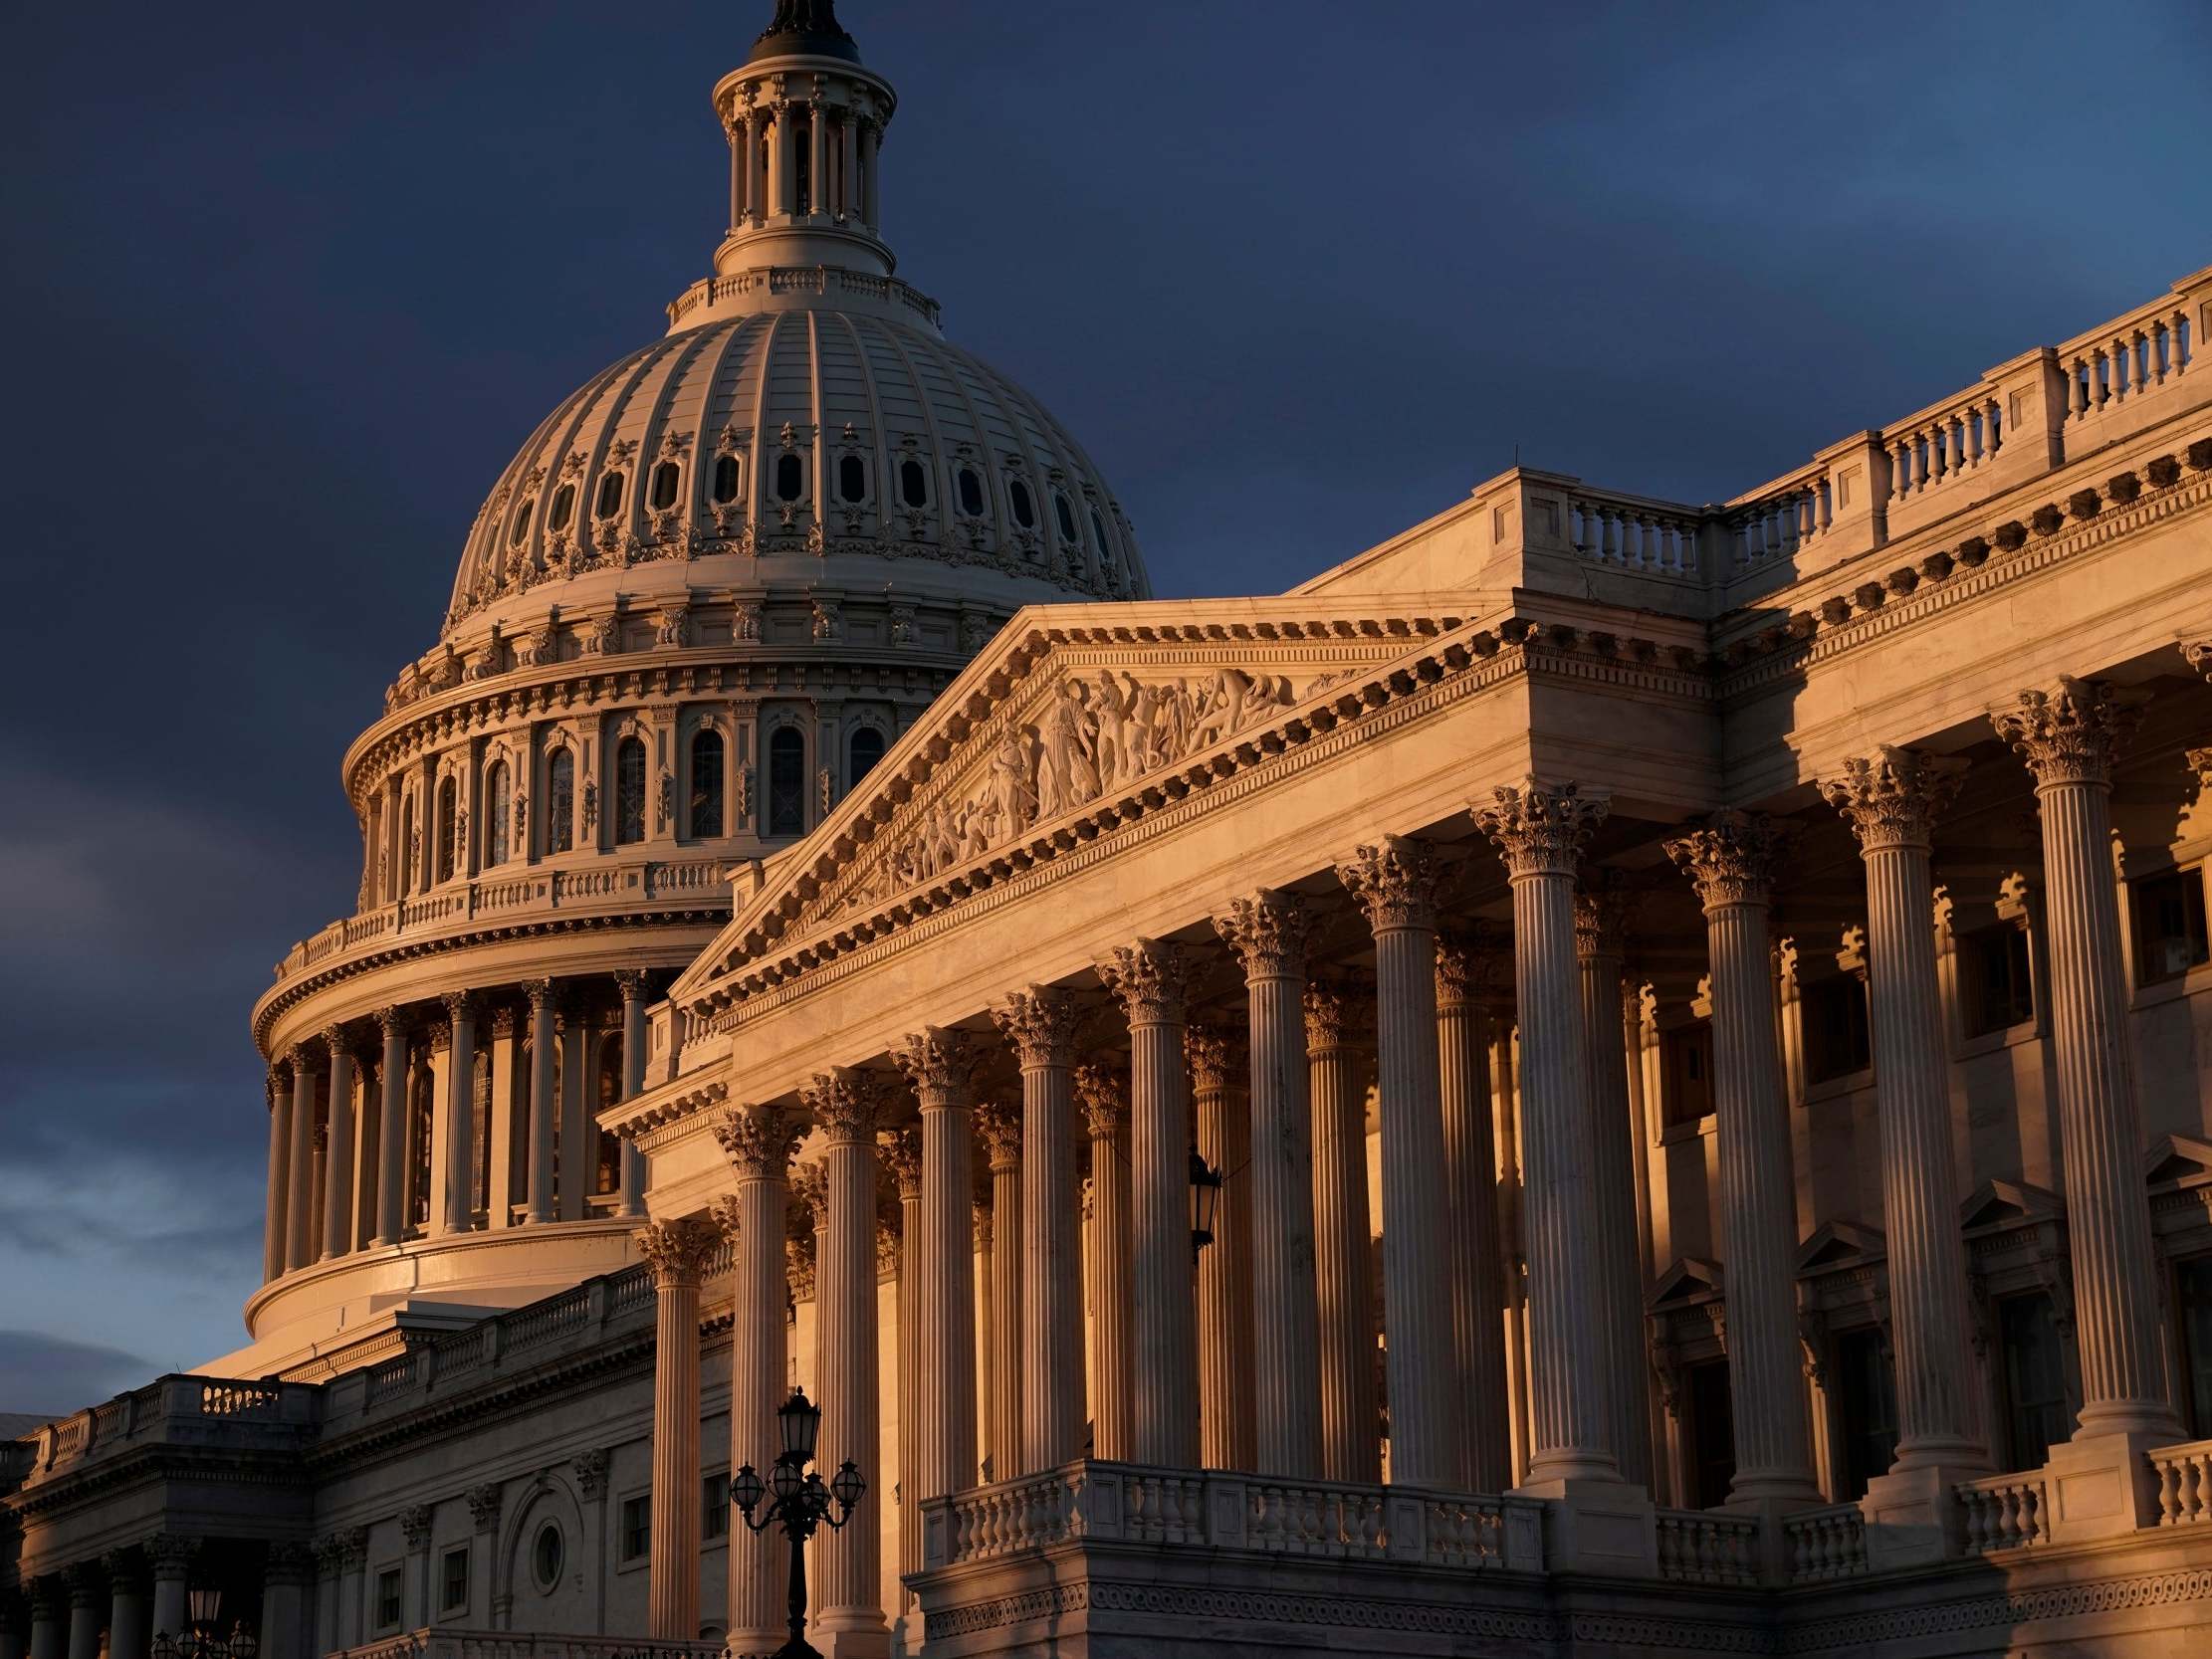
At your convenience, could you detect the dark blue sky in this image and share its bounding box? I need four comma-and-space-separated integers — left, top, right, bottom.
2, 0, 2205, 1408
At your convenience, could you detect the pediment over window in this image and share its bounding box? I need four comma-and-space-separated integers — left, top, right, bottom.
1649, 1256, 1725, 1310
2143, 1133, 2212, 1190
1958, 1176, 2064, 1233
1796, 1217, 1885, 1275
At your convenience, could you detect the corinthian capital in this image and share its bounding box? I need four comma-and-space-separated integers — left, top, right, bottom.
974, 1100, 1023, 1170
322, 1025, 353, 1063
1302, 978, 1371, 1050
1074, 1065, 1127, 1139
1991, 677, 2145, 787
633, 1217, 719, 1289
712, 1105, 801, 1179
1098, 938, 1187, 1024
1472, 778, 1610, 878
1212, 888, 1313, 978
1183, 1022, 1236, 1092
991, 985, 1077, 1069
709, 1192, 743, 1243
801, 1066, 885, 1143
2182, 641, 2212, 683
1663, 811, 1798, 910
1335, 834, 1439, 932
1573, 868, 1635, 958
789, 1160, 830, 1224
880, 1126, 923, 1197
894, 1026, 974, 1108
1819, 747, 1967, 852
1434, 924, 1508, 1007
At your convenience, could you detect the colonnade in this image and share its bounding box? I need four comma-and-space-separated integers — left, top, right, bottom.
724, 96, 880, 234
14, 1540, 308, 1659
259, 972, 653, 1286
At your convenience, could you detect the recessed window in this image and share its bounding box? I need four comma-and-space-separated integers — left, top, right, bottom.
440, 1546, 469, 1612
775, 454, 804, 503
1962, 923, 2035, 1037
649, 460, 680, 511
549, 483, 575, 531
1995, 1291, 2068, 1472
2133, 866, 2209, 985
1682, 1357, 1735, 1510
703, 1471, 731, 1542
838, 455, 867, 504
531, 1523, 563, 1590
690, 728, 725, 839
956, 467, 985, 517
1007, 479, 1035, 528
614, 736, 647, 846
1803, 976, 1873, 1084
594, 472, 625, 518
1831, 1326, 1897, 1502
1054, 493, 1078, 542
849, 726, 886, 786
486, 759, 512, 867
899, 458, 928, 508
547, 747, 574, 854
768, 726, 806, 836
509, 500, 533, 546
1660, 1019, 1713, 1126
375, 1568, 402, 1630
2175, 1253, 2212, 1437
712, 455, 742, 505
435, 777, 458, 883
619, 1495, 650, 1562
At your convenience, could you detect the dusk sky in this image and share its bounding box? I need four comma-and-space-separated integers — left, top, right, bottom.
2, 0, 2206, 1411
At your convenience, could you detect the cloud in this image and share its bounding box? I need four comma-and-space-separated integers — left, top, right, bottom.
0, 1331, 158, 1420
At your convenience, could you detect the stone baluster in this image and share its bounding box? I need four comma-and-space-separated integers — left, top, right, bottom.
264, 1068, 293, 1281
1472, 778, 1620, 1487
1187, 1022, 1255, 1472
320, 1028, 357, 1260
993, 987, 1083, 1475
974, 1098, 1023, 1480
1214, 891, 1325, 1479
1664, 813, 1824, 1506
713, 1105, 801, 1652
1305, 978, 1379, 1482
799, 1068, 889, 1646
1337, 836, 1462, 1490
1820, 749, 1991, 1487
1993, 681, 2182, 1444
1436, 931, 1514, 1494
373, 1009, 408, 1245
637, 1218, 717, 1640
614, 970, 650, 1217
1075, 1065, 1134, 1460
895, 1029, 980, 1506
287, 1043, 320, 1271
1098, 938, 1199, 1467
882, 1129, 924, 1587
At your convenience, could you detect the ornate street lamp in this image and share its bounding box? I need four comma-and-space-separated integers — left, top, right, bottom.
153, 1588, 255, 1659
732, 1386, 865, 1659
1188, 1145, 1223, 1261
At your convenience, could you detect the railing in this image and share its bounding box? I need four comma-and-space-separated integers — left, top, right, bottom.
24, 1375, 320, 1484
2058, 293, 2195, 435
1655, 1508, 1759, 1585
1567, 491, 1701, 579
1726, 464, 1836, 572
1955, 1473, 2051, 1553
1244, 1480, 1389, 1557
1783, 1502, 1869, 1581
328, 1632, 726, 1659
2151, 1438, 2212, 1526
363, 1353, 419, 1406
199, 1381, 282, 1417
1881, 385, 2006, 514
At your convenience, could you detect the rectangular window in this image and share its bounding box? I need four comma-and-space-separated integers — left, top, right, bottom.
1660, 1020, 1713, 1127
703, 1470, 731, 1541
440, 1546, 469, 1613
1962, 923, 2036, 1037
1683, 1357, 1736, 1510
1996, 1291, 2070, 1472
620, 1494, 651, 1562
375, 1568, 402, 1630
2176, 1253, 2212, 1439
2133, 867, 2209, 986
1832, 1326, 1898, 1501
1804, 976, 1873, 1083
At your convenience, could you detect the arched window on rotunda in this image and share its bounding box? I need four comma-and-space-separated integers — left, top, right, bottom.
614, 736, 647, 846
435, 777, 458, 883
690, 728, 725, 839
486, 759, 512, 867
767, 726, 805, 836
547, 747, 574, 854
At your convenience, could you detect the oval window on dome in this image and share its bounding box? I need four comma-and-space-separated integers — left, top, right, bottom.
1090, 508, 1111, 551
509, 500, 533, 547
957, 468, 985, 518
549, 483, 575, 531
899, 459, 928, 509
594, 473, 625, 518
838, 455, 866, 504
1054, 493, 1078, 543
775, 454, 804, 503
649, 460, 680, 511
712, 455, 742, 505
1008, 480, 1035, 528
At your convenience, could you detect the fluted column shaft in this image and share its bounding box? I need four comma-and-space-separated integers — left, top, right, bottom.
899, 1030, 979, 1506
976, 1104, 1022, 1479
808, 100, 828, 217
1437, 940, 1512, 1493
1996, 683, 2179, 1438
1822, 750, 1987, 1471
374, 1012, 407, 1246
1475, 779, 1619, 1487
525, 983, 557, 1224
1076, 1069, 1134, 1459
265, 1072, 293, 1281
321, 1034, 357, 1261
1101, 939, 1197, 1467
1666, 815, 1822, 1503
286, 1048, 319, 1271
885, 1134, 924, 1587
616, 972, 649, 1217
1190, 1027, 1256, 1471
440, 995, 477, 1235
715, 1108, 796, 1650
1306, 983, 1379, 1483
638, 1221, 715, 1641
995, 989, 1083, 1475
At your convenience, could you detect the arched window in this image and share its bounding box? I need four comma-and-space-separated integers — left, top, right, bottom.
712, 455, 742, 504
775, 454, 804, 503
548, 483, 575, 531
471, 1049, 492, 1213
614, 736, 647, 845
594, 472, 625, 518
406, 1061, 434, 1229
849, 726, 886, 786
690, 728, 725, 839
435, 777, 458, 883
957, 467, 986, 517
768, 726, 805, 836
900, 458, 928, 508
1055, 493, 1079, 542
649, 460, 680, 511
838, 454, 866, 504
486, 759, 511, 866
509, 500, 533, 546
593, 1034, 623, 1196
547, 747, 575, 854
1007, 479, 1035, 528
399, 794, 415, 897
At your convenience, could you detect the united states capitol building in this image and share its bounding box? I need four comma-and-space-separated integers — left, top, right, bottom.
9, 6, 2212, 1657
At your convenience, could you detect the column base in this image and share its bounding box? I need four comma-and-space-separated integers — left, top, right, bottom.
813, 1624, 890, 1659
1859, 1461, 1982, 1568
2040, 1426, 2172, 1544
1518, 1476, 1658, 1577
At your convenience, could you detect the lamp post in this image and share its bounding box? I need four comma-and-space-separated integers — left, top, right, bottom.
152, 1590, 256, 1659
1188, 1145, 1223, 1261
732, 1386, 864, 1659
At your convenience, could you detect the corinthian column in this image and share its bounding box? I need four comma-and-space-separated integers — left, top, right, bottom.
882, 1129, 924, 1586
1098, 938, 1198, 1467
1305, 979, 1379, 1483
1214, 891, 1323, 1478
637, 1219, 717, 1640
1664, 813, 1823, 1505
1820, 748, 1989, 1478
1436, 931, 1513, 1494
264, 1068, 293, 1281
287, 1044, 320, 1271
799, 1069, 887, 1650
523, 981, 556, 1224
1337, 836, 1461, 1489
712, 1106, 800, 1652
373, 1009, 408, 1246
320, 1029, 357, 1261
439, 991, 477, 1235
973, 1099, 1023, 1480
1472, 778, 1620, 1488
1993, 680, 2181, 1441
1075, 1066, 1133, 1459
1573, 876, 1654, 1489
1185, 1023, 1255, 1471
614, 970, 650, 1217
894, 1029, 979, 1506
993, 987, 1083, 1474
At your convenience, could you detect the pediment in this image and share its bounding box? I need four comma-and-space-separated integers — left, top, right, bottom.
2143, 1133, 2212, 1189
1959, 1177, 2063, 1232
1649, 1256, 1724, 1309
1796, 1217, 1885, 1273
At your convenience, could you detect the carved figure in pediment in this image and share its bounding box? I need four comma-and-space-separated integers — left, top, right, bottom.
985, 729, 1037, 841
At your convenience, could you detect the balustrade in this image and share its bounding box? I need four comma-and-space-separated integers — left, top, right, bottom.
1783, 1503, 1869, 1581
1654, 1510, 1759, 1585
1955, 1474, 2052, 1553
1567, 495, 1700, 578
2063, 304, 2192, 428
2152, 1440, 2212, 1526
